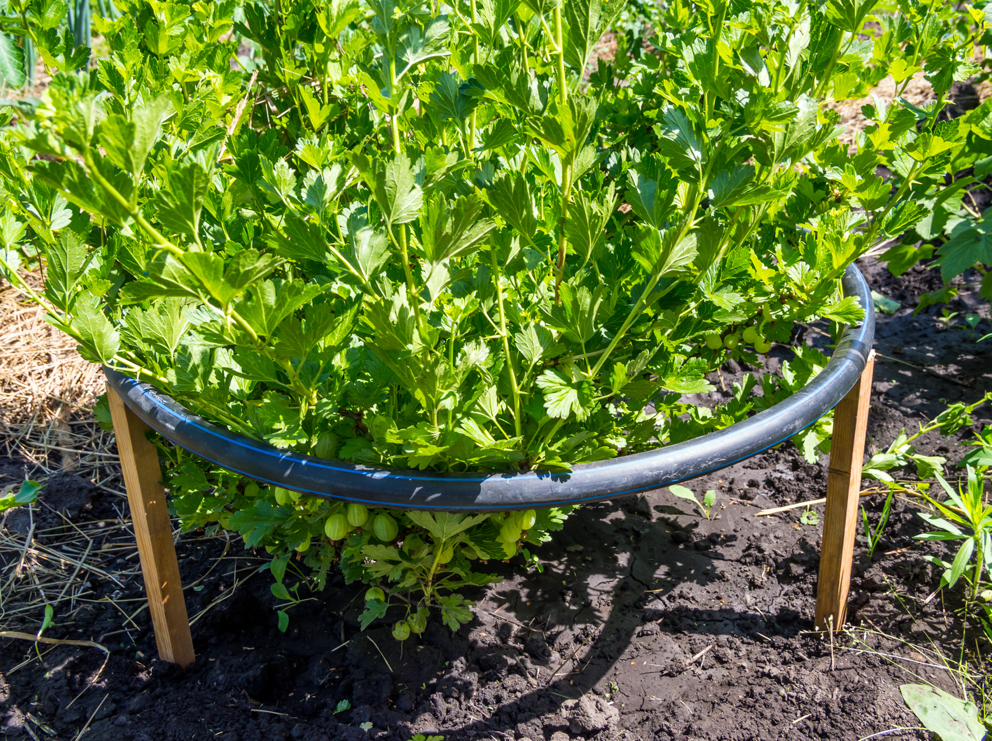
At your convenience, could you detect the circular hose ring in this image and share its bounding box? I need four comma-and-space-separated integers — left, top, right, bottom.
105, 263, 875, 511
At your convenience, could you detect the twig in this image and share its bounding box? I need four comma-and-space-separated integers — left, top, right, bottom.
0, 631, 109, 655
366, 635, 393, 673
828, 616, 835, 672
73, 693, 109, 741
550, 629, 598, 680
484, 610, 547, 638
755, 490, 881, 517
687, 644, 713, 665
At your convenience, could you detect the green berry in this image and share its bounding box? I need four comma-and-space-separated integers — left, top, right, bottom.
392, 621, 411, 641
500, 520, 522, 543
365, 587, 385, 602
521, 509, 537, 530
723, 333, 740, 350
742, 326, 760, 344
374, 513, 400, 542
347, 503, 370, 528
705, 332, 723, 350
324, 513, 349, 541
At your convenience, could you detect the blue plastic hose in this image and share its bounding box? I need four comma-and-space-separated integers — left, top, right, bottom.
104, 264, 875, 511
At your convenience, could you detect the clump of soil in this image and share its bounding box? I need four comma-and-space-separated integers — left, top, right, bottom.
1, 251, 989, 741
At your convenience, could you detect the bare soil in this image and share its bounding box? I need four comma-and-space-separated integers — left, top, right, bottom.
1, 251, 990, 741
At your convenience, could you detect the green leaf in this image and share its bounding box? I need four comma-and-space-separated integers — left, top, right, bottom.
396, 16, 451, 82
346, 213, 391, 284
656, 107, 703, 175
514, 323, 555, 366
820, 296, 865, 325
438, 593, 473, 631
421, 193, 496, 262
900, 684, 987, 741
358, 152, 424, 228
488, 172, 538, 240
669, 485, 699, 506
359, 598, 388, 629
71, 292, 120, 363
565, 186, 615, 263
536, 369, 592, 420
44, 230, 89, 313
277, 610, 290, 632
935, 219, 992, 283
631, 226, 698, 277
563, 0, 621, 72
870, 291, 900, 315
625, 163, 676, 229
156, 160, 211, 240
0, 480, 42, 513
405, 512, 490, 541
947, 539, 975, 589
0, 35, 26, 88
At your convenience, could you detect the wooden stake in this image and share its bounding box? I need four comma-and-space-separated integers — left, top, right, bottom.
815, 350, 876, 632
107, 384, 195, 669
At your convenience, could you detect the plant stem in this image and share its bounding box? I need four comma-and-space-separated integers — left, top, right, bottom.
553, 4, 567, 109
488, 247, 523, 439
83, 154, 184, 258
469, 0, 479, 152
590, 181, 707, 379
554, 162, 573, 303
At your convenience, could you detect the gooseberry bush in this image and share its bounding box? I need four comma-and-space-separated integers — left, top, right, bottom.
0, 0, 983, 634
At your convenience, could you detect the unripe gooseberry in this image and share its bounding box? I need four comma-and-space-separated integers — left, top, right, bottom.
392, 621, 411, 641
521, 509, 537, 530
295, 535, 311, 553
324, 513, 350, 541
347, 503, 370, 528
704, 332, 723, 350
742, 326, 760, 344
273, 487, 292, 506
365, 587, 385, 602
723, 334, 740, 350
754, 338, 772, 353
500, 520, 522, 543
374, 513, 399, 542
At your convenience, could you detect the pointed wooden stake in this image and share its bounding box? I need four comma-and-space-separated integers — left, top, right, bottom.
815, 350, 876, 632
107, 384, 195, 669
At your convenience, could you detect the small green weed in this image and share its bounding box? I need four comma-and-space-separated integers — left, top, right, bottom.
669, 485, 716, 520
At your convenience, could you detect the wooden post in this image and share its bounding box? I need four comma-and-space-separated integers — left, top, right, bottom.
107, 384, 195, 669
815, 350, 876, 632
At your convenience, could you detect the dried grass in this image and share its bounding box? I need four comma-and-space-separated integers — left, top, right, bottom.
0, 279, 111, 484
0, 276, 248, 666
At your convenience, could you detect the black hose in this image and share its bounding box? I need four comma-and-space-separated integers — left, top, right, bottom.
104, 264, 875, 511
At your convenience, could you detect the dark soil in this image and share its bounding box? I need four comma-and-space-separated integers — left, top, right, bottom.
1, 254, 991, 741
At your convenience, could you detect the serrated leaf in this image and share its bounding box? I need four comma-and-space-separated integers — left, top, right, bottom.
405, 511, 490, 540
0, 35, 26, 88
536, 369, 592, 420
514, 323, 554, 366
71, 292, 120, 363
156, 160, 211, 240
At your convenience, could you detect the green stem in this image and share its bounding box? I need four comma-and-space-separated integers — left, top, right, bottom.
590, 169, 712, 380
84, 154, 183, 258
814, 30, 845, 99
553, 4, 567, 108
469, 0, 479, 152
554, 162, 573, 303
488, 247, 523, 439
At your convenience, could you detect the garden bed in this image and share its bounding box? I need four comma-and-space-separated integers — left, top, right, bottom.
1, 254, 990, 741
